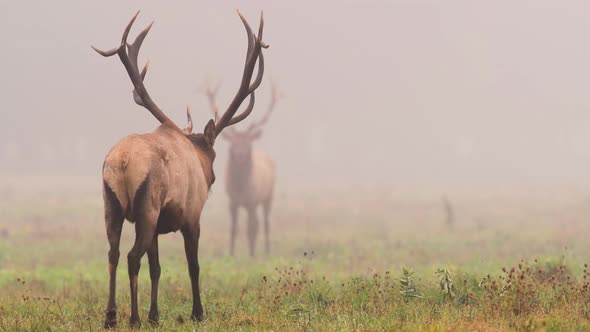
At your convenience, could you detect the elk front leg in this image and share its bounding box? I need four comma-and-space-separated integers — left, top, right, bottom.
182, 224, 204, 322
127, 219, 157, 328
103, 186, 124, 329
229, 202, 238, 256
247, 207, 259, 257
262, 200, 271, 256
147, 235, 161, 325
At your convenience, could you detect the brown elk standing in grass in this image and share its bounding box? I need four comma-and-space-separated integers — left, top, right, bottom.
204, 82, 279, 257
92, 10, 268, 328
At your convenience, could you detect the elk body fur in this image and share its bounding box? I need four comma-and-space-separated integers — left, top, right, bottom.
93, 10, 268, 328
102, 125, 215, 230
205, 83, 279, 256
226, 149, 275, 207
226, 147, 275, 255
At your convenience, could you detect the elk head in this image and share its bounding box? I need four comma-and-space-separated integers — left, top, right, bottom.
204, 81, 281, 166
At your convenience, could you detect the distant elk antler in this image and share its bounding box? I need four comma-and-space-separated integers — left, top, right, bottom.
203, 80, 281, 257
92, 10, 268, 328
202, 79, 221, 123
245, 80, 282, 133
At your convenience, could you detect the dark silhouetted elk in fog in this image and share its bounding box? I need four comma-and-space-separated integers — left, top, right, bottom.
204, 81, 279, 257
92, 10, 267, 328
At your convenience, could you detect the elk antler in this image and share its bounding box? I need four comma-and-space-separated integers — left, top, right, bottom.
203, 81, 237, 139
203, 81, 221, 124
92, 11, 180, 131
247, 80, 281, 133
183, 106, 193, 135
214, 11, 268, 137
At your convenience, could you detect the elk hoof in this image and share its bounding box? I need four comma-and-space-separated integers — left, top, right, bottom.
103, 311, 117, 329
129, 316, 141, 329
148, 310, 159, 326
190, 311, 204, 322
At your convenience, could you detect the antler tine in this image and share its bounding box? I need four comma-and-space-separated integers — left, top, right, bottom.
202, 80, 221, 124
238, 11, 255, 63
92, 12, 179, 130
134, 61, 150, 106
92, 46, 121, 57
227, 92, 255, 126
215, 11, 267, 137
92, 11, 139, 57
213, 81, 221, 96
247, 80, 280, 132
248, 52, 265, 93
125, 21, 162, 111
127, 21, 154, 78
258, 10, 268, 43
121, 11, 141, 46
271, 79, 280, 99
205, 83, 220, 100
183, 105, 193, 134
186, 105, 193, 132
140, 60, 149, 81
201, 80, 237, 139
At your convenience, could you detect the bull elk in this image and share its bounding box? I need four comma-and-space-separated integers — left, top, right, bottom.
92, 10, 268, 327
204, 82, 279, 257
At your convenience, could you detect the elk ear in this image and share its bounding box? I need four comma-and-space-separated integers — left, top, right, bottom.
203, 119, 216, 146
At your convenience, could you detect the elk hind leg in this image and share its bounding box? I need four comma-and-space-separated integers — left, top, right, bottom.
247, 207, 259, 257
127, 217, 157, 328
262, 199, 272, 255
147, 235, 160, 325
229, 201, 238, 256
103, 182, 124, 328
182, 223, 204, 321
127, 175, 160, 327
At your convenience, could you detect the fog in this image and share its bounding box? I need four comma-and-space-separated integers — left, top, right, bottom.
3, 1, 590, 195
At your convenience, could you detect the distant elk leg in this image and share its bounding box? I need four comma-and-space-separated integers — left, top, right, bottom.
182, 223, 204, 321
103, 185, 124, 328
247, 207, 259, 257
147, 235, 161, 324
229, 202, 238, 256
127, 213, 158, 328
262, 200, 272, 255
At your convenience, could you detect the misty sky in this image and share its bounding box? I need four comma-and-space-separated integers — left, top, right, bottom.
2, 1, 590, 194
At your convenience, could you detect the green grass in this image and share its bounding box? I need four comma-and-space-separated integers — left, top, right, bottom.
2, 187, 590, 331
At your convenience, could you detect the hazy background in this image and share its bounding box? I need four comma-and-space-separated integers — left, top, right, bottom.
2, 0, 590, 195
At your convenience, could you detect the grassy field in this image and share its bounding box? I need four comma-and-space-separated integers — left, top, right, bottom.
2, 179, 590, 331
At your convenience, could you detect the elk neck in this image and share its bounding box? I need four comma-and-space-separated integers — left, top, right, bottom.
227, 147, 253, 192
186, 133, 216, 189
